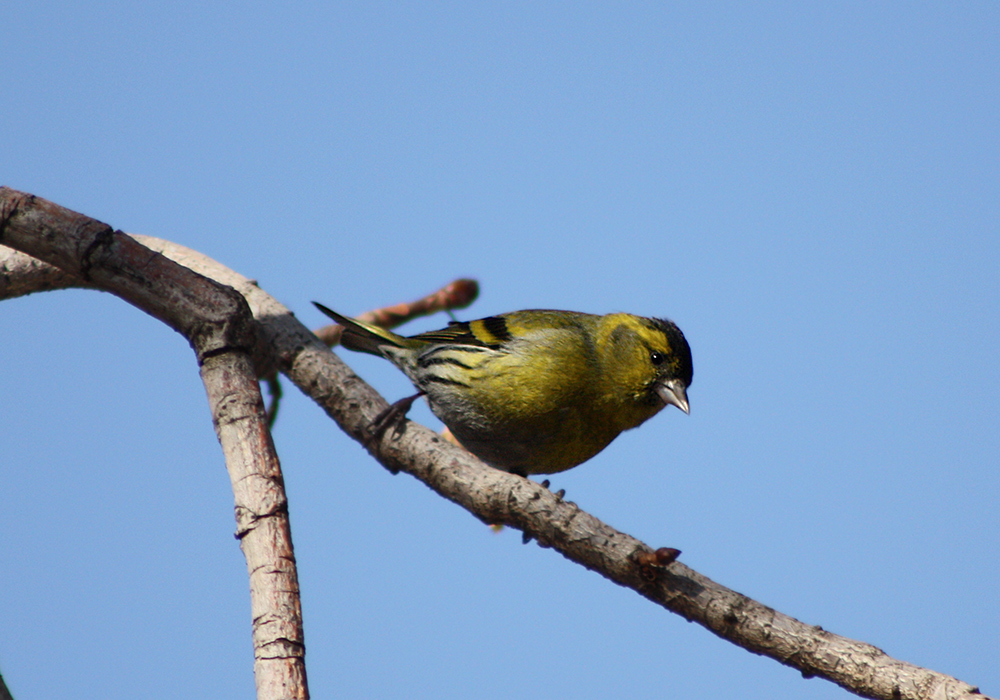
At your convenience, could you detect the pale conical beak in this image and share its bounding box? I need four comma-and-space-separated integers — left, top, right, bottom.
655, 379, 690, 414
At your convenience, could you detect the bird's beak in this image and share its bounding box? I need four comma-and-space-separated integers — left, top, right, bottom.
655, 379, 690, 414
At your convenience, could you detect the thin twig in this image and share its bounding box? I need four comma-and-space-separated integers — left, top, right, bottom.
312, 278, 479, 347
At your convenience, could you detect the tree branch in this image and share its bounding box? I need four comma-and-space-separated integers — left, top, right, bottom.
0, 187, 990, 700
0, 188, 307, 700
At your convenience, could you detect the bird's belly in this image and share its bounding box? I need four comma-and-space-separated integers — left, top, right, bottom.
427, 392, 619, 475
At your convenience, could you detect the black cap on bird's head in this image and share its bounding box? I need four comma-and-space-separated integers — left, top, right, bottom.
648, 317, 693, 414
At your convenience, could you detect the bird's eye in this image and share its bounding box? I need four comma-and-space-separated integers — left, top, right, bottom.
650, 351, 665, 366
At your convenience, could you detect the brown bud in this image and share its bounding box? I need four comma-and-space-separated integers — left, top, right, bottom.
655, 547, 681, 566
442, 278, 479, 310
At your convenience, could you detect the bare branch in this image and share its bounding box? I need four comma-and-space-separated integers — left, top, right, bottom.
0, 187, 307, 700
0, 244, 94, 298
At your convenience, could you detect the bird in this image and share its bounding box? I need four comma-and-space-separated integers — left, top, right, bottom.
314, 303, 692, 476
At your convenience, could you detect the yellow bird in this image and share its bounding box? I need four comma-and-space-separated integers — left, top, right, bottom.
315, 304, 692, 476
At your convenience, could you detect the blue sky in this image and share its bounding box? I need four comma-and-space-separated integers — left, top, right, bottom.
2, 3, 998, 699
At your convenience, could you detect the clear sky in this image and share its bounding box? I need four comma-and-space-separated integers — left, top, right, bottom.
2, 3, 998, 699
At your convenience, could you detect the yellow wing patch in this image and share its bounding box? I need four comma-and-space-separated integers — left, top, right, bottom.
412, 316, 512, 349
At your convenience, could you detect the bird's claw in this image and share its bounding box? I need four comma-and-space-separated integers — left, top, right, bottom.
366, 391, 426, 444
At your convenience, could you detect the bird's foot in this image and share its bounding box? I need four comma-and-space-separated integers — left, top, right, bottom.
367, 391, 426, 444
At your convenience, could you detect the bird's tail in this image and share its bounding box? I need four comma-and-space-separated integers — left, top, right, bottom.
313, 302, 412, 356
